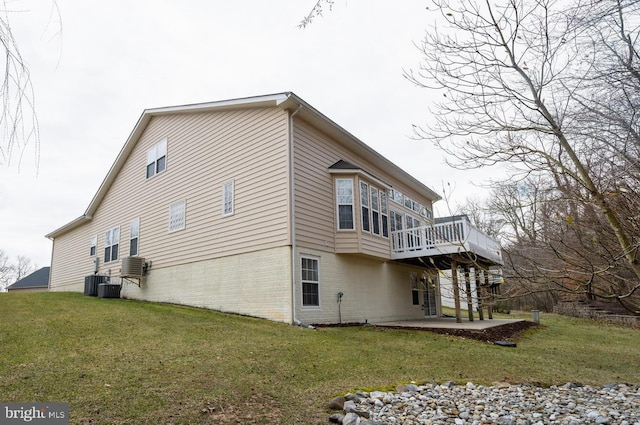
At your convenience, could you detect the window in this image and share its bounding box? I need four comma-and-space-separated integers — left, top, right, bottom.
371, 186, 380, 235
390, 211, 403, 233
360, 181, 370, 232
380, 192, 389, 238
89, 235, 97, 257
130, 218, 140, 256
404, 195, 420, 213
406, 215, 422, 248
104, 227, 120, 263
336, 179, 354, 230
222, 181, 234, 216
146, 138, 167, 179
389, 189, 403, 204
420, 205, 433, 220
169, 200, 186, 232
301, 256, 320, 307
411, 273, 420, 305
391, 211, 404, 249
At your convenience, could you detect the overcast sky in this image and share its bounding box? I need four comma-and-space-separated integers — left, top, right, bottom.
0, 0, 495, 268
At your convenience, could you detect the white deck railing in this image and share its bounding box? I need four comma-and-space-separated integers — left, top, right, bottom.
391, 219, 503, 264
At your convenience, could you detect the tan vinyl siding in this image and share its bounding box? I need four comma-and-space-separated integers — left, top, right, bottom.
50, 107, 291, 290
49, 224, 99, 291
293, 118, 434, 259
359, 232, 390, 259
292, 122, 339, 252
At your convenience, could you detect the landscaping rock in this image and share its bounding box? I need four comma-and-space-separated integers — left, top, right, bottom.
327, 382, 640, 424
342, 412, 360, 425
328, 396, 345, 410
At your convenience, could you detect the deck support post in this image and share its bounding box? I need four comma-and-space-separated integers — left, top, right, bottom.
464, 266, 474, 322
451, 259, 462, 323
485, 269, 493, 319
476, 267, 484, 321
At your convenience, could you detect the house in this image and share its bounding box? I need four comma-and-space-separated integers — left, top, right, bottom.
46, 92, 502, 324
7, 267, 50, 292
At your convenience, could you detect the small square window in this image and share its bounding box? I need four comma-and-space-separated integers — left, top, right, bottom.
169, 200, 186, 232
222, 181, 234, 216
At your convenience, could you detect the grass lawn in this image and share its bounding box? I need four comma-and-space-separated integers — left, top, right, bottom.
1, 293, 638, 424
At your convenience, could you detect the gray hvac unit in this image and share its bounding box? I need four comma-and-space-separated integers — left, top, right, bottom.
84, 275, 108, 296
121, 256, 145, 278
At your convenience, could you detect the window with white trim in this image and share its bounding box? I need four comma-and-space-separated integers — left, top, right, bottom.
404, 195, 420, 213
89, 235, 97, 257
146, 138, 167, 179
406, 214, 423, 248
222, 181, 234, 216
411, 273, 420, 305
301, 256, 320, 307
130, 218, 140, 256
168, 200, 186, 232
389, 189, 403, 204
390, 211, 403, 233
420, 205, 433, 220
104, 226, 120, 263
370, 186, 380, 235
360, 181, 370, 232
336, 178, 354, 230
380, 192, 389, 238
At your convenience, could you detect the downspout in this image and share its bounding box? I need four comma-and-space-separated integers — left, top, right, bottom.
289, 103, 303, 325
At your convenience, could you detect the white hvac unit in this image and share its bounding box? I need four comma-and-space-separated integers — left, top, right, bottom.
121, 256, 146, 278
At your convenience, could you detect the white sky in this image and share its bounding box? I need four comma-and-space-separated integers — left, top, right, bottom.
0, 0, 496, 268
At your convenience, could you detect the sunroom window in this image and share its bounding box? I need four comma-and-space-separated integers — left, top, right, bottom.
336, 178, 354, 230
360, 181, 370, 232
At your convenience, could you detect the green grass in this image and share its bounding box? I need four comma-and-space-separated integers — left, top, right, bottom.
1, 293, 639, 424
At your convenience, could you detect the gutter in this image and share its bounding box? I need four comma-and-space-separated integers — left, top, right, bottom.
289, 101, 303, 325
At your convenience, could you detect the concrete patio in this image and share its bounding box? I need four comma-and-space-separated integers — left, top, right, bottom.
375, 317, 524, 331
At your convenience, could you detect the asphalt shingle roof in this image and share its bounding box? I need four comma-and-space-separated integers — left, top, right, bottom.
7, 267, 50, 289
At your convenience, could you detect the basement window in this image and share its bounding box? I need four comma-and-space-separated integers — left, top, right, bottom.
301, 256, 320, 307
411, 273, 420, 306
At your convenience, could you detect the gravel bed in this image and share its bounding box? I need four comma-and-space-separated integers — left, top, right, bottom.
328, 381, 640, 425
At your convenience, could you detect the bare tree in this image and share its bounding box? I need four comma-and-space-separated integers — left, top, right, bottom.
299, 0, 335, 28
13, 254, 34, 281
0, 249, 11, 291
407, 0, 640, 313
0, 1, 61, 169
0, 249, 37, 291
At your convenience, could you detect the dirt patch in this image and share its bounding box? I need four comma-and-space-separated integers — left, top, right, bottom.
421, 320, 541, 343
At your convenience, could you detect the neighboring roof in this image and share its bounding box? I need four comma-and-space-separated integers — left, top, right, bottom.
46, 92, 442, 239
7, 267, 50, 290
435, 214, 471, 224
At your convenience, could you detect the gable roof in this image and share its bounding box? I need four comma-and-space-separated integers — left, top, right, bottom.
46, 92, 441, 239
7, 267, 50, 290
